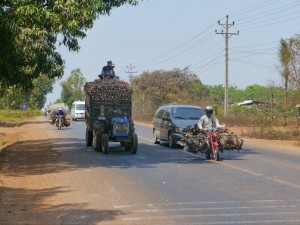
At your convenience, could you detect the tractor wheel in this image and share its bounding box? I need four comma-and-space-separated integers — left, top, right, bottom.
86, 129, 93, 147
131, 133, 138, 154
102, 134, 109, 154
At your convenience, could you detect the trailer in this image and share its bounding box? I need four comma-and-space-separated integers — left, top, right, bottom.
84, 79, 138, 154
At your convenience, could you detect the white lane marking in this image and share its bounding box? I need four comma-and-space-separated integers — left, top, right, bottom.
134, 204, 300, 213
153, 220, 300, 225
123, 211, 298, 221
215, 162, 300, 190
138, 136, 153, 143
114, 199, 300, 209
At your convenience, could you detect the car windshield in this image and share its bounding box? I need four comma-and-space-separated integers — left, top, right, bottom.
172, 107, 204, 120
76, 104, 85, 110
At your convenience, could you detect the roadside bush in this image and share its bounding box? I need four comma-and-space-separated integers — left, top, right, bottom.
0, 109, 43, 121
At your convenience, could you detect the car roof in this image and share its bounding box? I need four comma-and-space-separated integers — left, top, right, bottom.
160, 104, 203, 109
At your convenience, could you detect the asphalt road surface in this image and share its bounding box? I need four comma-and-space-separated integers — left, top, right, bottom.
2, 117, 300, 225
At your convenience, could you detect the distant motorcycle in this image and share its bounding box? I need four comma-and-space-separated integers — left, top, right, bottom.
56, 115, 65, 130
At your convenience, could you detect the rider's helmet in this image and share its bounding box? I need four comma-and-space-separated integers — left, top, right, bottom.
107, 60, 112, 66
58, 107, 62, 111
204, 106, 213, 117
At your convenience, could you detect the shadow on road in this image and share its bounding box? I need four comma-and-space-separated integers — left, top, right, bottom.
0, 186, 126, 225
0, 136, 260, 177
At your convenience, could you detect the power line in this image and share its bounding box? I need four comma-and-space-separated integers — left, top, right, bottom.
124, 63, 137, 78
215, 15, 239, 117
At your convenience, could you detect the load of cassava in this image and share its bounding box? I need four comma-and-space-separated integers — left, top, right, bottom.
84, 79, 132, 101
48, 109, 70, 127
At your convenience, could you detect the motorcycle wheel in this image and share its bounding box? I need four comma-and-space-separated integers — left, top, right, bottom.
213, 146, 220, 161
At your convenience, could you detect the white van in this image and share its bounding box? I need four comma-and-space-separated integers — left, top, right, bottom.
71, 101, 85, 121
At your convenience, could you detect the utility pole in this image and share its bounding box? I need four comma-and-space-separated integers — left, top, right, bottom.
215, 15, 239, 117
125, 63, 137, 78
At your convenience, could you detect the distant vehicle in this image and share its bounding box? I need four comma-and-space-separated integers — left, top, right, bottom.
152, 104, 205, 148
71, 101, 85, 121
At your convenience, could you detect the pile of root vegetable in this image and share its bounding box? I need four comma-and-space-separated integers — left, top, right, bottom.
181, 126, 244, 154
48, 110, 70, 127
84, 79, 132, 101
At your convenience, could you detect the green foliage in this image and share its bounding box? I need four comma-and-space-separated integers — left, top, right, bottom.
53, 99, 64, 104
0, 75, 55, 110
61, 68, 86, 107
130, 68, 204, 118
0, 0, 142, 91
0, 109, 43, 121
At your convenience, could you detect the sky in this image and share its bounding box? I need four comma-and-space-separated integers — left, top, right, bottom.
46, 0, 300, 106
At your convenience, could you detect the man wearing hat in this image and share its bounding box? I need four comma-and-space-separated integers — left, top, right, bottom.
99, 60, 116, 79
107, 102, 122, 120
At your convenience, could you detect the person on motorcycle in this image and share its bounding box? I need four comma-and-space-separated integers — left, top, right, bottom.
56, 108, 66, 122
197, 106, 224, 130
99, 60, 116, 79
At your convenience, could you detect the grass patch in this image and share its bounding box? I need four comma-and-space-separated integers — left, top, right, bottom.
243, 127, 300, 141
0, 140, 8, 146
0, 109, 43, 121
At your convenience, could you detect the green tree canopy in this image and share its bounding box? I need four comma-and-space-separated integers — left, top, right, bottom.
0, 0, 141, 91
0, 75, 55, 110
61, 68, 86, 107
130, 67, 204, 117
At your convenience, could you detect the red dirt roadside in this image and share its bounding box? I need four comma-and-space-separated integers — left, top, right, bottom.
0, 117, 299, 225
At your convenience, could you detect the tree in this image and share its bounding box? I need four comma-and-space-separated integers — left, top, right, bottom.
27, 74, 55, 109
277, 35, 300, 91
0, 0, 142, 91
61, 68, 86, 107
130, 68, 203, 118
0, 75, 55, 110
278, 39, 292, 104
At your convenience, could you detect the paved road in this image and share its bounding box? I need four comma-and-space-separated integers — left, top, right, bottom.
2, 118, 300, 225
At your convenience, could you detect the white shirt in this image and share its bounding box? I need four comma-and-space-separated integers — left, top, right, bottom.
197, 115, 224, 130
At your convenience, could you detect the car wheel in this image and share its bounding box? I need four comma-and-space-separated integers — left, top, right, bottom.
153, 130, 160, 144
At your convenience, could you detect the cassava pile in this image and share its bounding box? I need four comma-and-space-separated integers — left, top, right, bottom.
84, 79, 132, 101
181, 125, 244, 153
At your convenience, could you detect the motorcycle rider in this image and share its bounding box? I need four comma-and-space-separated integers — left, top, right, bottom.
56, 108, 66, 123
197, 106, 224, 130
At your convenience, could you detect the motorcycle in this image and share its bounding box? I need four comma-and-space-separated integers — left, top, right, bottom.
205, 128, 220, 161
56, 115, 65, 130
179, 125, 222, 161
